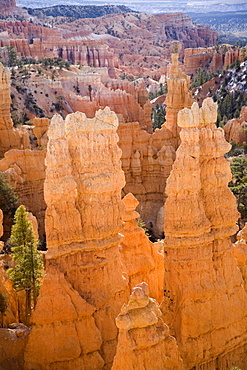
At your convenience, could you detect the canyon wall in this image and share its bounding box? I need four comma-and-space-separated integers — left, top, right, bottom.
184, 45, 246, 77
0, 38, 118, 68
162, 98, 247, 369
25, 108, 129, 369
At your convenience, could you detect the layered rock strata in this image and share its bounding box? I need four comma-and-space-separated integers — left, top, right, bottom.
162, 98, 247, 369
25, 108, 129, 369
0, 38, 118, 68
0, 63, 29, 157
112, 282, 183, 370
120, 193, 164, 303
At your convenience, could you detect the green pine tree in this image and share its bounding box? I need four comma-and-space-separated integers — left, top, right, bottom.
7, 205, 44, 325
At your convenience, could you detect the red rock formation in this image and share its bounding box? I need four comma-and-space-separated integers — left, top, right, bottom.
184, 45, 247, 77
0, 149, 46, 241
162, 98, 247, 369
165, 41, 193, 146
0, 63, 29, 157
0, 21, 57, 41
112, 282, 183, 370
224, 46, 246, 69
26, 108, 129, 369
224, 106, 247, 145
0, 37, 119, 68
184, 47, 215, 76
120, 193, 164, 303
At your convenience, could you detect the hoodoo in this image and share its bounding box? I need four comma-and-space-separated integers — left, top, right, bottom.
162, 98, 247, 369
24, 108, 129, 369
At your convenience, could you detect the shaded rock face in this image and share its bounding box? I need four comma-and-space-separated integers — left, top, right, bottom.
224, 106, 247, 145
162, 98, 247, 369
119, 120, 176, 237
0, 63, 29, 157
25, 108, 129, 369
112, 282, 183, 370
0, 326, 29, 370
120, 193, 164, 303
0, 149, 46, 242
119, 42, 191, 235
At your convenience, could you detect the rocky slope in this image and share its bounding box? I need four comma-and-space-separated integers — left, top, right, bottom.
0, 11, 218, 76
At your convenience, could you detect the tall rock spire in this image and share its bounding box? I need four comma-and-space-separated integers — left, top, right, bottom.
165, 41, 193, 147
162, 98, 247, 369
25, 108, 129, 369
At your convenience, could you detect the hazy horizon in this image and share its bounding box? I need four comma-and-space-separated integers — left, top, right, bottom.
16, 0, 247, 13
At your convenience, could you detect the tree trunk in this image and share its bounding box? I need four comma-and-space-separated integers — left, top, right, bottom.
25, 289, 31, 326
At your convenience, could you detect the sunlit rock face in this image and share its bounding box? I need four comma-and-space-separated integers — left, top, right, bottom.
112, 282, 183, 370
25, 107, 129, 369
162, 98, 247, 369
